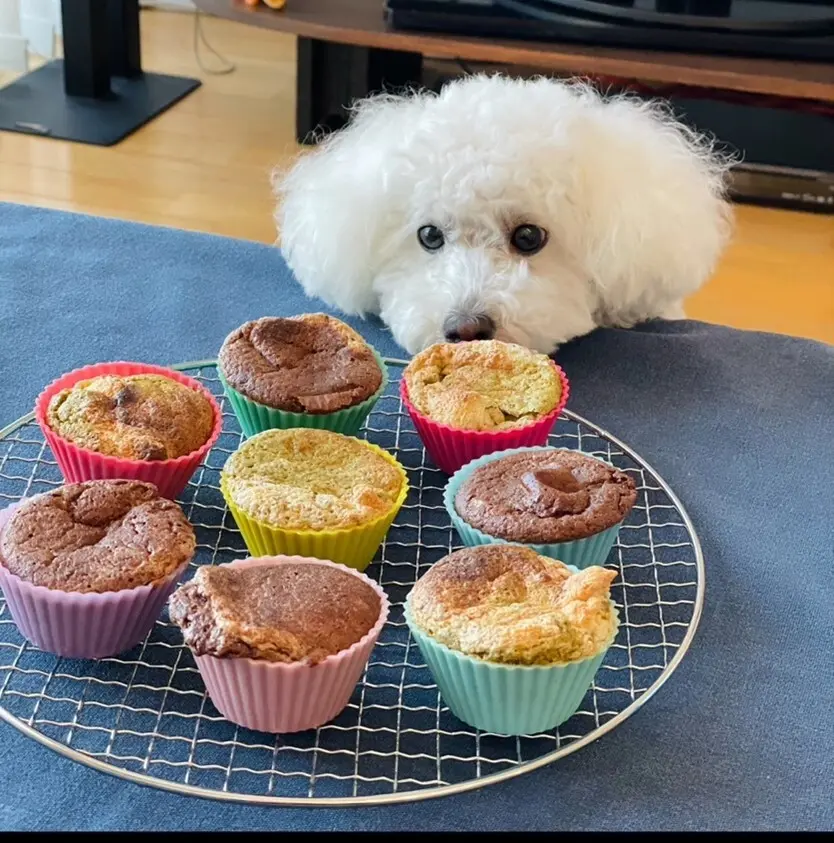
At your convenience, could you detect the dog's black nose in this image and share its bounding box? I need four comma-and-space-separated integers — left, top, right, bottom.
443, 314, 496, 343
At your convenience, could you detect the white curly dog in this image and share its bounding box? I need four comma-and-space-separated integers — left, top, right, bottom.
275, 74, 732, 355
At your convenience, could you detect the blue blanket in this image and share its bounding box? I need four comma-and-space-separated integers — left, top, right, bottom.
0, 202, 831, 831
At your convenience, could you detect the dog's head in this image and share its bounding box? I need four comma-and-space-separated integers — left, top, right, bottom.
275, 75, 732, 354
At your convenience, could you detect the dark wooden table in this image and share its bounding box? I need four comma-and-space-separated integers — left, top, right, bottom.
196, 0, 834, 141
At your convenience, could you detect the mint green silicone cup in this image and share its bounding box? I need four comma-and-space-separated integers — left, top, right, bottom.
219, 347, 388, 438
405, 595, 618, 735
444, 446, 625, 570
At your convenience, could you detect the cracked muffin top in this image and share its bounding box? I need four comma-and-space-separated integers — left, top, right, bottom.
169, 560, 382, 664
46, 373, 214, 461
454, 449, 637, 543
402, 340, 560, 431
0, 480, 195, 592
407, 545, 618, 665
221, 428, 406, 531
218, 314, 383, 413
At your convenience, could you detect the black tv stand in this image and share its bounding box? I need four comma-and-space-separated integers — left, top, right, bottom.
0, 0, 200, 147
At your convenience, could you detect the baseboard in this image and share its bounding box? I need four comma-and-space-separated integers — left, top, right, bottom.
0, 32, 28, 71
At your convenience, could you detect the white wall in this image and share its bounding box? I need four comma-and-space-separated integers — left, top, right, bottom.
0, 0, 60, 70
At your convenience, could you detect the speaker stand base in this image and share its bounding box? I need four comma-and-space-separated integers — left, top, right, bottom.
0, 61, 201, 147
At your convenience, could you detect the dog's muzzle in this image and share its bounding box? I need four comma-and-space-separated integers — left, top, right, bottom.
443, 313, 496, 343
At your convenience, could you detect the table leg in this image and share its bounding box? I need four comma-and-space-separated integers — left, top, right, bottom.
296, 37, 422, 144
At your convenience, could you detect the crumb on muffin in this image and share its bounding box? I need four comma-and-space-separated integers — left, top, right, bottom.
169, 561, 382, 664
0, 480, 195, 592
221, 428, 405, 531
408, 545, 617, 665
455, 449, 637, 543
218, 314, 382, 413
46, 373, 214, 461
403, 340, 560, 431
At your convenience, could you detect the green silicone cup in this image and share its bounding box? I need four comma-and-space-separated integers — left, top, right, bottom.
444, 446, 625, 570
219, 347, 388, 438
405, 595, 619, 736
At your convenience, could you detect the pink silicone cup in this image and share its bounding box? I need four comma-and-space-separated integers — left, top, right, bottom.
35, 361, 223, 500
182, 556, 390, 734
0, 500, 189, 659
400, 360, 570, 475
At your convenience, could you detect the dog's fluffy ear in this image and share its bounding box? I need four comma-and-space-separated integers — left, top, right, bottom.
273, 96, 417, 316
562, 88, 734, 324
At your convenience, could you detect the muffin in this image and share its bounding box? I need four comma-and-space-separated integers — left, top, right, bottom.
405, 545, 619, 734
446, 447, 636, 569
47, 374, 214, 461
403, 340, 561, 431
0, 480, 196, 658
218, 314, 387, 437
169, 556, 389, 733
220, 428, 408, 570
35, 361, 221, 499
400, 340, 569, 474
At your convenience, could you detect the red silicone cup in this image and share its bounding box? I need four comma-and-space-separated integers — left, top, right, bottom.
400, 360, 570, 475
183, 556, 390, 734
35, 361, 222, 500
0, 500, 189, 659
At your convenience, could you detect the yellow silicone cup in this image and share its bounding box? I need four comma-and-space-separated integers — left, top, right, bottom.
220, 441, 409, 572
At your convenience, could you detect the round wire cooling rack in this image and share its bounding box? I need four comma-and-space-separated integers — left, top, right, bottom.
0, 359, 704, 807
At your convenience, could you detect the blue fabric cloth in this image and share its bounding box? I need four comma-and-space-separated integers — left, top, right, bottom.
0, 202, 832, 831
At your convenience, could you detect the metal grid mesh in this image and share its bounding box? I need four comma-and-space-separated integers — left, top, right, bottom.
0, 361, 702, 805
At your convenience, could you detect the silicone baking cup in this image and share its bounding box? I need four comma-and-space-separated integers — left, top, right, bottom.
185, 556, 389, 733
220, 438, 409, 572
35, 361, 222, 500
218, 346, 388, 438
405, 594, 619, 736
400, 361, 570, 475
444, 446, 624, 570
0, 500, 189, 659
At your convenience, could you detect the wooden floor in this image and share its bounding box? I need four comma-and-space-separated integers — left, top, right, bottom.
1, 9, 832, 344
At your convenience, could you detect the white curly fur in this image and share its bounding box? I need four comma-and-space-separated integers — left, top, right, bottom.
275, 74, 733, 354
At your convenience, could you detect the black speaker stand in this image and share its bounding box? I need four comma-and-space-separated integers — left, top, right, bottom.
0, 0, 200, 147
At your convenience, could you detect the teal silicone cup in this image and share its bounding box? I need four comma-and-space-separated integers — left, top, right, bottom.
219, 347, 388, 438
405, 595, 618, 735
444, 446, 624, 570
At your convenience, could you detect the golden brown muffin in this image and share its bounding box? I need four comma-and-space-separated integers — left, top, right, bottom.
47, 374, 214, 461
408, 545, 617, 665
169, 561, 381, 664
403, 340, 560, 431
218, 314, 382, 413
221, 428, 405, 531
0, 480, 196, 592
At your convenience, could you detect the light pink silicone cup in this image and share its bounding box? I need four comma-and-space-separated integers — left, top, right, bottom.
35, 361, 223, 500
183, 556, 390, 734
0, 500, 189, 659
400, 361, 570, 475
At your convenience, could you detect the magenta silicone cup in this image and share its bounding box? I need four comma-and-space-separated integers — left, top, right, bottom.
0, 499, 189, 659
35, 361, 222, 500
182, 556, 389, 734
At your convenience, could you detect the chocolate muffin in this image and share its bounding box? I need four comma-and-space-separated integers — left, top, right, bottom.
0, 480, 196, 593
403, 340, 560, 431
454, 449, 637, 543
169, 561, 382, 664
218, 314, 383, 414
408, 545, 618, 665
46, 373, 214, 461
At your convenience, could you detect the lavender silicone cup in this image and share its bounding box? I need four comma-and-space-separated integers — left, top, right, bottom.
0, 500, 189, 659
181, 556, 390, 734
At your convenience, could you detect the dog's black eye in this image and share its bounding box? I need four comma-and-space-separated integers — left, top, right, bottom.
510, 224, 547, 255
417, 225, 445, 252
